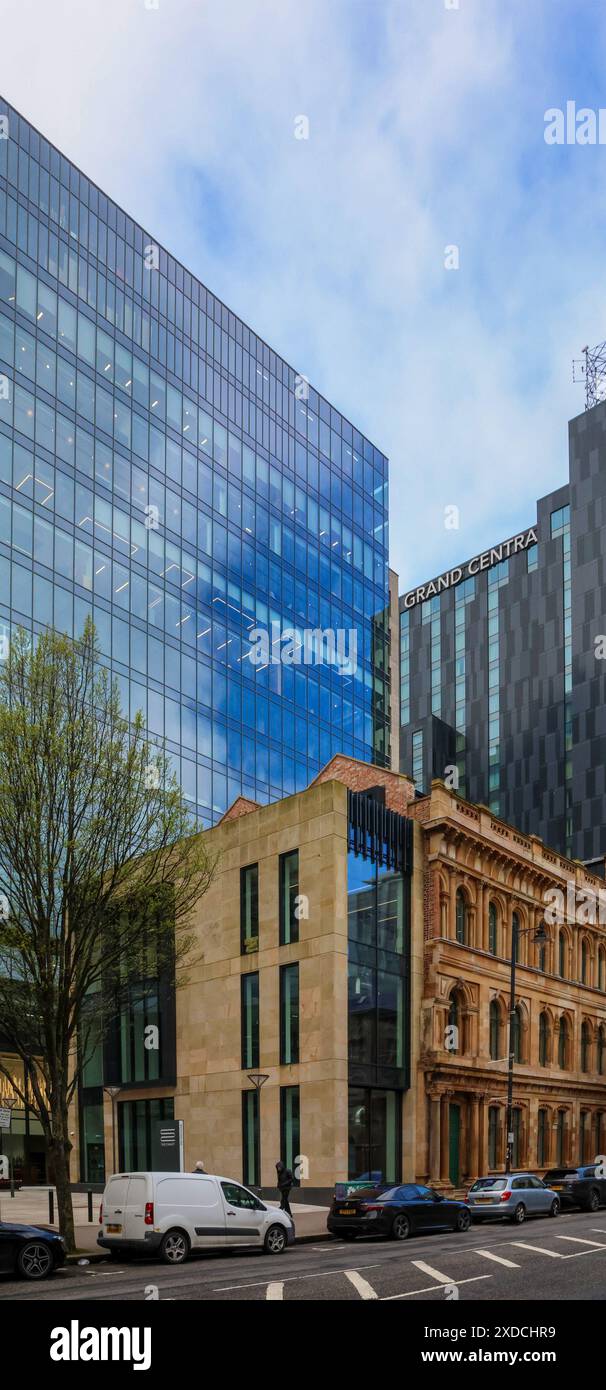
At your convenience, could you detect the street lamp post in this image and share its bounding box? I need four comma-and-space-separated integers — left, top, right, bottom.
103, 1086, 122, 1175
247, 1073, 269, 1190
505, 919, 549, 1173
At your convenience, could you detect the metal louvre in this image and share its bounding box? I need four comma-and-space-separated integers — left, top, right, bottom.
347, 789, 412, 874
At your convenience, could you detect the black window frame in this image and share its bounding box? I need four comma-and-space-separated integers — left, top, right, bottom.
279, 849, 299, 946
240, 971, 260, 1070
240, 863, 259, 955
280, 961, 300, 1065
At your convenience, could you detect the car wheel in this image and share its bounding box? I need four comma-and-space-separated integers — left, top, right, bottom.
159, 1229, 190, 1265
511, 1203, 526, 1225
391, 1213, 410, 1241
264, 1224, 287, 1254
16, 1241, 54, 1280
548, 1199, 560, 1218
586, 1189, 600, 1213
454, 1209, 471, 1233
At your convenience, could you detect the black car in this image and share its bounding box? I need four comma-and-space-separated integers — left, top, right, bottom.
328, 1183, 471, 1241
543, 1165, 606, 1212
0, 1221, 65, 1279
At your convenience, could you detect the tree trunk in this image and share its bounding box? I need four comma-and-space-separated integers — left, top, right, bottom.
48, 1115, 75, 1254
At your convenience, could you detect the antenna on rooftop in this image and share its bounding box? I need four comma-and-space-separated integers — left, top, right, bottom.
573, 342, 606, 410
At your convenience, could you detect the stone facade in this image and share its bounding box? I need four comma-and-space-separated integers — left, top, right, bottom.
410, 780, 606, 1189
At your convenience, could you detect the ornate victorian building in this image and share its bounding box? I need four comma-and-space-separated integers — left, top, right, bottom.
410, 782, 606, 1190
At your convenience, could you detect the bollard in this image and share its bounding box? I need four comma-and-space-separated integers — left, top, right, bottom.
87, 1190, 93, 1222
48, 1188, 54, 1224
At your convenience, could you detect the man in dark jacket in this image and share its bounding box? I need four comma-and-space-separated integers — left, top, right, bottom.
276, 1160, 294, 1217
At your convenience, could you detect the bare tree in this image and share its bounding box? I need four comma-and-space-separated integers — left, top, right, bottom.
0, 622, 216, 1251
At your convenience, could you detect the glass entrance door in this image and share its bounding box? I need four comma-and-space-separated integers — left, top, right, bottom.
348, 1087, 401, 1184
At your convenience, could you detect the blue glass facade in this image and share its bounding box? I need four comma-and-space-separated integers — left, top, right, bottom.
0, 98, 391, 830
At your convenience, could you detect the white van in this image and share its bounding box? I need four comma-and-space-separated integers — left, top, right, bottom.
97, 1172, 294, 1263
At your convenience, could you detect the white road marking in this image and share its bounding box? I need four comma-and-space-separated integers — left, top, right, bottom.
555, 1236, 606, 1248
510, 1242, 564, 1257
473, 1248, 520, 1268
411, 1259, 455, 1284
214, 1262, 382, 1292
266, 1282, 284, 1300
344, 1269, 378, 1300
382, 1275, 491, 1301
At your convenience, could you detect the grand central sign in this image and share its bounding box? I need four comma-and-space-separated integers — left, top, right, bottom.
402, 527, 538, 611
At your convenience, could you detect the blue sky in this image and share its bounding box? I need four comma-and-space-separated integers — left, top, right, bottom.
3, 0, 606, 587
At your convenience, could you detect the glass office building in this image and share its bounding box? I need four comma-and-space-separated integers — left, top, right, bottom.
398, 391, 606, 867
0, 97, 390, 1180
0, 97, 391, 833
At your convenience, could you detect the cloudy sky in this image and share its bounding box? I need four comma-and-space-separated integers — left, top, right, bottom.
2, 0, 606, 588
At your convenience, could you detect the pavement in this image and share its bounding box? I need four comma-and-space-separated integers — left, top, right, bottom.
1, 1205, 605, 1300
0, 1187, 330, 1256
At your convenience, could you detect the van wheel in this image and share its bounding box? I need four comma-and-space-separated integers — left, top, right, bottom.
160, 1230, 190, 1265
264, 1224, 287, 1254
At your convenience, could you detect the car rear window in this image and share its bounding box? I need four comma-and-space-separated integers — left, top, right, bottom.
470, 1178, 507, 1191
544, 1169, 577, 1180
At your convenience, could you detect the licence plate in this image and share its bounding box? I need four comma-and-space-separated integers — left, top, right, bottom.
339, 1208, 355, 1216
475, 1197, 493, 1203
106, 1224, 122, 1233
551, 1184, 563, 1191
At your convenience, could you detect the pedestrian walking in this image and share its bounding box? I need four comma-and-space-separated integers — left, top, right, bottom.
192, 1160, 206, 1173
276, 1159, 294, 1217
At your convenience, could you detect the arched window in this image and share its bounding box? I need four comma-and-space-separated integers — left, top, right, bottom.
539, 1011, 549, 1066
558, 930, 566, 979
581, 939, 589, 985
558, 1015, 569, 1070
511, 1005, 523, 1063
538, 942, 547, 972
455, 890, 468, 945
489, 1000, 501, 1059
599, 1026, 606, 1077
488, 902, 498, 956
599, 949, 606, 992
581, 1021, 591, 1073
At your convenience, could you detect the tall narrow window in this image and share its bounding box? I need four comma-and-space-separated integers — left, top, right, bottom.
489, 999, 501, 1059
455, 889, 468, 945
240, 863, 259, 954
599, 1026, 606, 1076
558, 1016, 568, 1070
581, 1021, 590, 1073
488, 1105, 499, 1169
241, 972, 259, 1070
558, 930, 566, 979
512, 911, 520, 963
242, 1088, 259, 1186
280, 1085, 300, 1179
511, 1005, 522, 1063
280, 963, 299, 1065
599, 950, 606, 992
279, 849, 299, 946
539, 1011, 549, 1066
556, 1110, 565, 1165
488, 902, 497, 955
581, 938, 588, 985
537, 1108, 547, 1166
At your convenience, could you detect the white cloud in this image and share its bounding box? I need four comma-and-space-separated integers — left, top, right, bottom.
1, 0, 604, 588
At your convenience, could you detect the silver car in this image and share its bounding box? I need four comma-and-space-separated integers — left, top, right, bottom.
466, 1173, 560, 1224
